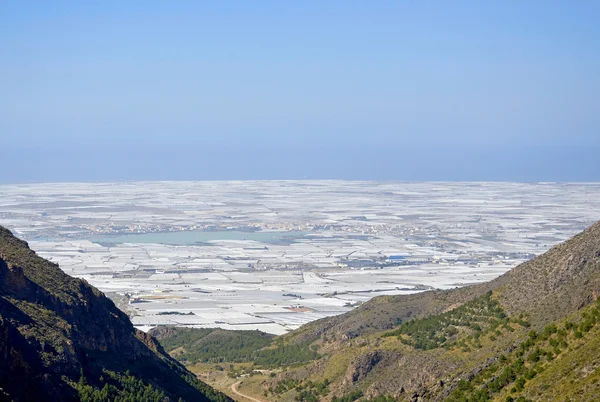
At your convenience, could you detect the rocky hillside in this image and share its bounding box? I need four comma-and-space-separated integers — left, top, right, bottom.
0, 226, 232, 402
155, 221, 600, 402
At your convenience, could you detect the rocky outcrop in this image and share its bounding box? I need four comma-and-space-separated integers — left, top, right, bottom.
343, 350, 384, 385
1, 259, 27, 292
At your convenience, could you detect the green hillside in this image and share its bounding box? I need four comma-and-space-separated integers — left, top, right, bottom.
150, 327, 320, 368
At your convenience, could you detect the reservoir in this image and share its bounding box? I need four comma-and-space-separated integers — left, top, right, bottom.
89, 230, 307, 246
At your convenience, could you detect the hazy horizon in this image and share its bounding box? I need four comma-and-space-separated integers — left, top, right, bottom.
3, 177, 600, 186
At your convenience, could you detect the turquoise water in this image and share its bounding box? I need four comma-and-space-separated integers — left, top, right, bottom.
90, 230, 306, 245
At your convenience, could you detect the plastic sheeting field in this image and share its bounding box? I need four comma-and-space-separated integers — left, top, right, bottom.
2, 181, 599, 334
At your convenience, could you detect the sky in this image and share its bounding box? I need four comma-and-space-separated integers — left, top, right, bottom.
1, 1, 599, 182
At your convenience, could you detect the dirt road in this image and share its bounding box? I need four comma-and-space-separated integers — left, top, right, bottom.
230, 381, 267, 402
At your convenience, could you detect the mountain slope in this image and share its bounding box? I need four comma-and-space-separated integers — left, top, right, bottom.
494, 221, 600, 323
287, 221, 600, 345
0, 226, 232, 402
310, 221, 600, 400
154, 221, 600, 402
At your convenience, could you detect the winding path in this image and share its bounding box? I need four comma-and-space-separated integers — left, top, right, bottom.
231, 381, 268, 402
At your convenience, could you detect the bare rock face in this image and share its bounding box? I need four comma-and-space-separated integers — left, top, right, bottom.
343, 350, 384, 385
146, 325, 180, 339
2, 260, 27, 292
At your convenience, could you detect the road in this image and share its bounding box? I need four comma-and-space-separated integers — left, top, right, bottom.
231, 381, 268, 402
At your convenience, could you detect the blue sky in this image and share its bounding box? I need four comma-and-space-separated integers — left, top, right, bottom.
1, 1, 598, 182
